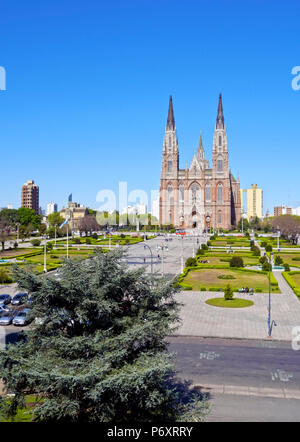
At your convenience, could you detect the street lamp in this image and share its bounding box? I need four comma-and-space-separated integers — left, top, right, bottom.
180, 234, 184, 273
268, 252, 277, 337
43, 234, 47, 273
143, 243, 153, 274
277, 225, 280, 251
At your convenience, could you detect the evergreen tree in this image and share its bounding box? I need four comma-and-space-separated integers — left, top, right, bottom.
0, 250, 208, 422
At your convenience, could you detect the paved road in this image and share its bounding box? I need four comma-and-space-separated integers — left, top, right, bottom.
168, 336, 300, 421
123, 234, 205, 278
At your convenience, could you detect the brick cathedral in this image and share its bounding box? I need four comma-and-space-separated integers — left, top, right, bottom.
159, 94, 241, 230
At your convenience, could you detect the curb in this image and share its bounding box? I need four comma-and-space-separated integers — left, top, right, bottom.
192, 383, 300, 400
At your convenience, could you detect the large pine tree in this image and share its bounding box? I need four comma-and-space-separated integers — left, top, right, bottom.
0, 250, 208, 422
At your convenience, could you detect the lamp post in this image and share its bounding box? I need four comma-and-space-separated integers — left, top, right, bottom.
277, 225, 280, 251
143, 243, 153, 274
268, 252, 276, 337
43, 235, 47, 273
66, 222, 69, 259
54, 225, 57, 248
180, 234, 184, 273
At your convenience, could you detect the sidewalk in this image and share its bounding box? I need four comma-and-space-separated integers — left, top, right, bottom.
174, 286, 300, 341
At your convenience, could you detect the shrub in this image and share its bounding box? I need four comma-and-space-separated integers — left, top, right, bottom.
256, 288, 263, 293
202, 244, 209, 250
185, 257, 197, 267
74, 238, 81, 244
200, 287, 206, 291
229, 256, 244, 268
31, 239, 41, 247
275, 255, 283, 266
259, 255, 268, 264
265, 244, 273, 252
217, 274, 236, 280
261, 241, 267, 248
252, 246, 261, 257
224, 284, 234, 300
13, 242, 18, 249
196, 247, 205, 256
92, 233, 98, 239
206, 241, 211, 247
0, 269, 13, 283
86, 238, 92, 244
262, 261, 271, 272
120, 233, 125, 239
250, 240, 255, 248
284, 263, 290, 271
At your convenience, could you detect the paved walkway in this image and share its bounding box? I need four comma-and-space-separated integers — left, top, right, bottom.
174, 275, 300, 340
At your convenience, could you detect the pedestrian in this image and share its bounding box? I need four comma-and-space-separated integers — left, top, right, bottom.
143, 257, 146, 264
158, 254, 160, 259
250, 287, 253, 295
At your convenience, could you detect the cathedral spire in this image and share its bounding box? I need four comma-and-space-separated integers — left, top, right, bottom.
166, 95, 175, 130
197, 132, 204, 160
216, 93, 225, 129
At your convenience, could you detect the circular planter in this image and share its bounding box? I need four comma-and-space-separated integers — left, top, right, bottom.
205, 298, 254, 308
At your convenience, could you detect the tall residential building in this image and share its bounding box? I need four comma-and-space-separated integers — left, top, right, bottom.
159, 94, 241, 230
21, 180, 39, 214
46, 202, 58, 216
241, 184, 263, 220
274, 206, 292, 216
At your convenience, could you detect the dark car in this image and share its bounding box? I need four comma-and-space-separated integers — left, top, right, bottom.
0, 294, 12, 305
11, 293, 28, 306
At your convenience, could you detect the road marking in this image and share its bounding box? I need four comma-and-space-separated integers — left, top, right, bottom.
199, 351, 220, 360
271, 369, 293, 382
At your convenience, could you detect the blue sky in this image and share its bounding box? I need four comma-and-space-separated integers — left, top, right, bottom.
0, 0, 299, 214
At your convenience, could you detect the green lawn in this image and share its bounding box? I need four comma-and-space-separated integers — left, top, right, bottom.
182, 268, 279, 292
198, 253, 260, 267
205, 297, 254, 308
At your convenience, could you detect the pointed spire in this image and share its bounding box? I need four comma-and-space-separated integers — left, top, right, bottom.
166, 95, 175, 130
216, 93, 225, 129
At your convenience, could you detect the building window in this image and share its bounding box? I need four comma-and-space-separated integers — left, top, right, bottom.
190, 183, 200, 204
219, 135, 222, 146
167, 160, 172, 173
217, 184, 223, 203
205, 185, 211, 202
179, 185, 184, 202
217, 156, 223, 172
218, 210, 222, 224
168, 186, 172, 203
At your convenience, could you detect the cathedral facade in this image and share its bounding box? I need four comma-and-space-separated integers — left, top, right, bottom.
159, 94, 241, 231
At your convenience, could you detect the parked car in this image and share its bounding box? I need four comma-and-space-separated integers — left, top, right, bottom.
0, 294, 12, 305
0, 310, 18, 326
0, 304, 10, 313
11, 293, 28, 306
26, 296, 34, 305
12, 309, 32, 326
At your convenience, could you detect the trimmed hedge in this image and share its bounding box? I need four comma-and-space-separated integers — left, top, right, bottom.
282, 271, 300, 298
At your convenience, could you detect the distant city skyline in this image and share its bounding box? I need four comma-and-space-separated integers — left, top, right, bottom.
0, 0, 300, 213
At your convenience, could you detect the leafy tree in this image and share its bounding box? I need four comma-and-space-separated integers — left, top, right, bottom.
259, 255, 268, 264
224, 283, 234, 300
0, 220, 10, 251
185, 257, 197, 267
272, 215, 300, 245
47, 212, 65, 228
229, 256, 244, 268
0, 250, 208, 422
38, 224, 47, 236
0, 208, 20, 225
31, 239, 41, 247
201, 244, 209, 250
237, 217, 249, 231
79, 215, 99, 237
262, 260, 271, 272
265, 244, 273, 252
18, 207, 41, 228
275, 255, 283, 266
284, 263, 290, 271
